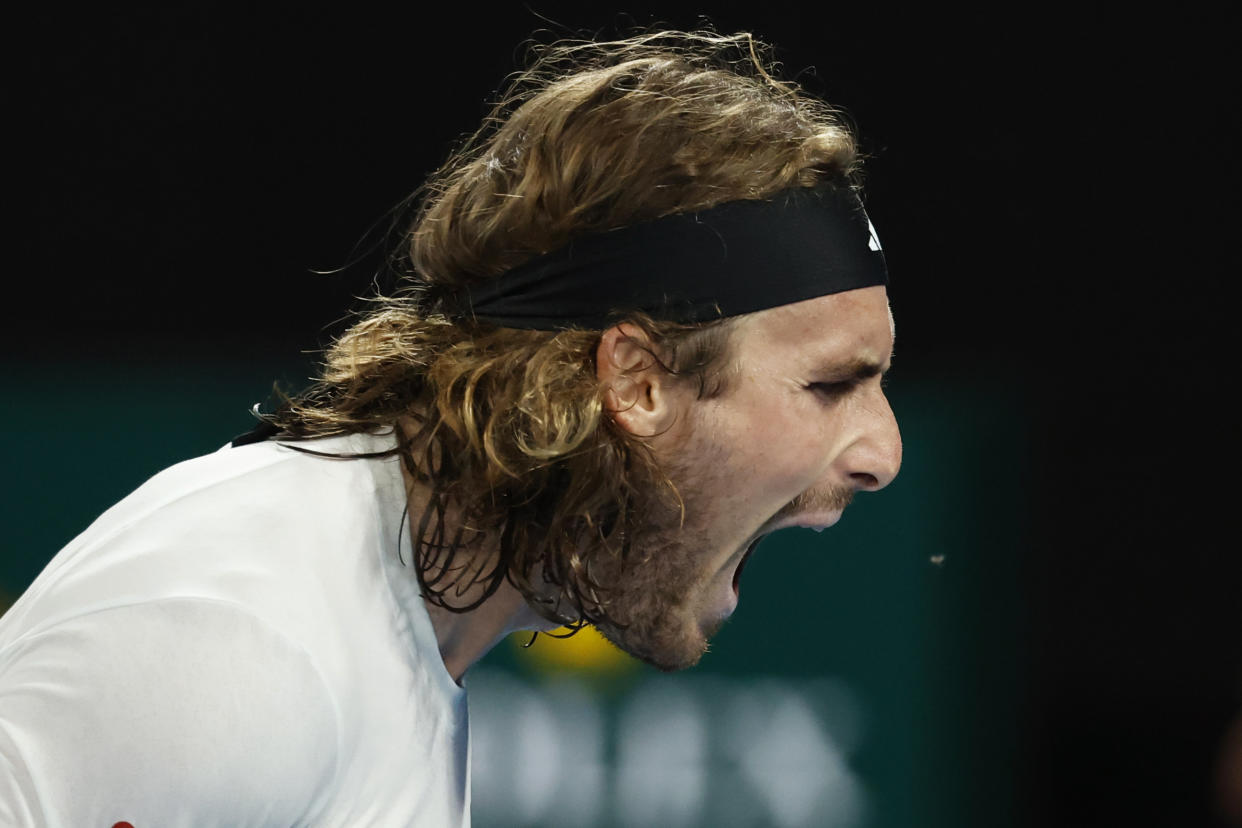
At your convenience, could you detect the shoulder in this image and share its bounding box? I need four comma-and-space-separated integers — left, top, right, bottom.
2, 430, 406, 641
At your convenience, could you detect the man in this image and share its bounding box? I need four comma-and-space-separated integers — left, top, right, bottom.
0, 30, 900, 826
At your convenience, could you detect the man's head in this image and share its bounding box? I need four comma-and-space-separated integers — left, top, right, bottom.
269, 29, 899, 669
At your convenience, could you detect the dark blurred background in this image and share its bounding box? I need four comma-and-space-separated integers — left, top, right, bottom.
4, 6, 1238, 826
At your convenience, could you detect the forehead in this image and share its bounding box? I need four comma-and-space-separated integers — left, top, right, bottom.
730, 285, 894, 365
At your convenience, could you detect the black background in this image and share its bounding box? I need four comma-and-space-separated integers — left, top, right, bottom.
8, 6, 1239, 825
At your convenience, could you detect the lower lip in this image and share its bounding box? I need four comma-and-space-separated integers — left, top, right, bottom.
732, 538, 761, 597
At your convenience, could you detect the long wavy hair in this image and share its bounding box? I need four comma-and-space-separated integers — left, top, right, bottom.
265, 29, 862, 629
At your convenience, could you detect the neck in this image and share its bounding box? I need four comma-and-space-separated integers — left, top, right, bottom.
420, 581, 551, 684
396, 424, 557, 684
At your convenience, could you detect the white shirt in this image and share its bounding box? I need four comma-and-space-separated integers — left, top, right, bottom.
0, 431, 470, 827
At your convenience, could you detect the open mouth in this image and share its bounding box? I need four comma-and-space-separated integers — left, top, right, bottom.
732, 536, 762, 596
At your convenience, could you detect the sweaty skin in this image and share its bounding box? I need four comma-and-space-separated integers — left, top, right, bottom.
591, 285, 901, 670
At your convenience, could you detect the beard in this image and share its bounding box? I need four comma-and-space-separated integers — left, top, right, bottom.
584, 434, 855, 673
583, 427, 730, 672
587, 487, 722, 673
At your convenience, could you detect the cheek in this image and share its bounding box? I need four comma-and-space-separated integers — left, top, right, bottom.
711, 398, 833, 487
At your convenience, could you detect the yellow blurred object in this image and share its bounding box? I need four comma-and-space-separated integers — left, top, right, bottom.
513, 625, 639, 674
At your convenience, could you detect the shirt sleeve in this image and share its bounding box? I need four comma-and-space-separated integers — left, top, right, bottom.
0, 599, 341, 828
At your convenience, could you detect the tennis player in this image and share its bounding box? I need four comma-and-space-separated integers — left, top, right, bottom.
0, 30, 901, 826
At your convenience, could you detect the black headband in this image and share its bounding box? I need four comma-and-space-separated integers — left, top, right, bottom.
439, 184, 888, 330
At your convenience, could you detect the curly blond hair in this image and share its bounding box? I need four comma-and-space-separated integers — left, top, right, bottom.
267, 29, 861, 628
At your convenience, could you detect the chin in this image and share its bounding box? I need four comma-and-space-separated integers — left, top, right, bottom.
633, 639, 709, 674
595, 613, 713, 673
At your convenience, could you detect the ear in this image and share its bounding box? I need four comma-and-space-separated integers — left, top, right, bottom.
596, 323, 683, 438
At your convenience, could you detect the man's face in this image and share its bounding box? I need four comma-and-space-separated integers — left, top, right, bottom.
594, 285, 902, 671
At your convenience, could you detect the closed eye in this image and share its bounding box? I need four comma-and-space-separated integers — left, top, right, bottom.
808, 361, 891, 401
808, 380, 856, 399
809, 370, 891, 400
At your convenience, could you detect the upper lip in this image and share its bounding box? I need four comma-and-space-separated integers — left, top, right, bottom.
762, 511, 844, 535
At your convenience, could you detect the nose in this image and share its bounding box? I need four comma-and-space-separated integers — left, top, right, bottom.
841, 386, 902, 492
